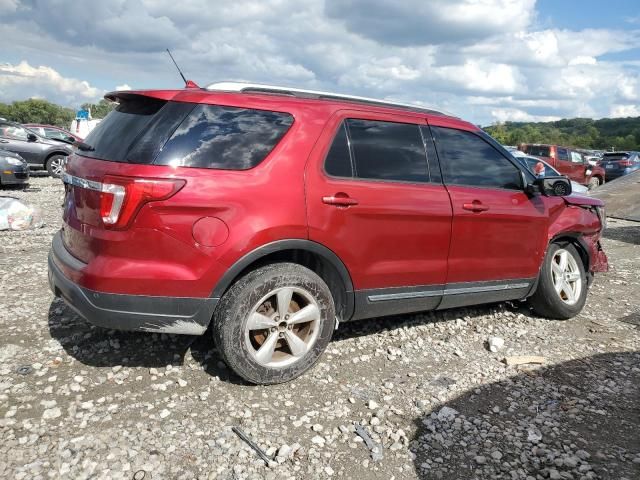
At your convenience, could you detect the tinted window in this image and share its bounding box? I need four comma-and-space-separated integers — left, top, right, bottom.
82, 96, 168, 162
432, 127, 522, 190
602, 153, 630, 161
523, 145, 550, 157
155, 105, 293, 170
557, 148, 569, 161
324, 123, 353, 177
345, 119, 428, 182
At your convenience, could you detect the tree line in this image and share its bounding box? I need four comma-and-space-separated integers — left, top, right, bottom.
0, 98, 115, 128
484, 117, 640, 151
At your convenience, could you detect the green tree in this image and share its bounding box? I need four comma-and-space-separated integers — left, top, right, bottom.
80, 99, 115, 119
0, 99, 74, 127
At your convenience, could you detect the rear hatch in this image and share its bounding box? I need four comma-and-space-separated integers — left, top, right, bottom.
61, 91, 293, 264
599, 152, 634, 173
62, 92, 192, 262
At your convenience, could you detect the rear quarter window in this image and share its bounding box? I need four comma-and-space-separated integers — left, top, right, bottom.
154, 105, 293, 170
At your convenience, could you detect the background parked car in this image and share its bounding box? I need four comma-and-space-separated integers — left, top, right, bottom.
0, 120, 72, 177
518, 143, 605, 189
511, 151, 588, 194
0, 149, 29, 187
24, 124, 81, 144
598, 151, 640, 181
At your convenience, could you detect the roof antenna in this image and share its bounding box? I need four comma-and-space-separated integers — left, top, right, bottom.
166, 49, 199, 89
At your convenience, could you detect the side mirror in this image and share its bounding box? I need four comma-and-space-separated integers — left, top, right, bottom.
533, 176, 572, 197
27, 133, 37, 142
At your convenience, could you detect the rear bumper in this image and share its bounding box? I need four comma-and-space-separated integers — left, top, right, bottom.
48, 232, 217, 335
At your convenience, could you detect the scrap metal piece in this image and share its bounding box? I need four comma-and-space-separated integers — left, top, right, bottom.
354, 423, 383, 461
16, 365, 33, 375
232, 426, 276, 467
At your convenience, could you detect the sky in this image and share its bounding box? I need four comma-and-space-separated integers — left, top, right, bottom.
0, 0, 639, 125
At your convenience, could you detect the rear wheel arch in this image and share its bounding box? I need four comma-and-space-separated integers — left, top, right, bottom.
211, 240, 355, 322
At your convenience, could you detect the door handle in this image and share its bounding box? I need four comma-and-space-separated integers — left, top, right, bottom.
322, 194, 358, 207
462, 201, 489, 212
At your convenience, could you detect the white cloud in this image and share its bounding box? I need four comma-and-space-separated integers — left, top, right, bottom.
0, 0, 639, 124
610, 104, 640, 118
115, 84, 132, 91
491, 108, 561, 123
0, 61, 103, 106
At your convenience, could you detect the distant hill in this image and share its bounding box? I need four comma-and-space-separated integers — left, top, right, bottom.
483, 117, 640, 151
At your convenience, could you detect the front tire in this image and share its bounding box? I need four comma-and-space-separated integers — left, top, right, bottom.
212, 263, 335, 385
46, 155, 66, 178
528, 243, 587, 319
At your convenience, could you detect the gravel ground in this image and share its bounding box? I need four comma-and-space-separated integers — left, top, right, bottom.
1, 176, 639, 480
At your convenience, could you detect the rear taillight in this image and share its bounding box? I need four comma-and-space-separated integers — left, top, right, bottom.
618, 159, 632, 167
100, 176, 185, 229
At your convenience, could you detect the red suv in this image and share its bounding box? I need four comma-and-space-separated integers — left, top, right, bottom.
49, 83, 608, 384
518, 144, 606, 189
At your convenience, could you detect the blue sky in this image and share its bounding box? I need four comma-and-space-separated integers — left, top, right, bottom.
0, 0, 639, 124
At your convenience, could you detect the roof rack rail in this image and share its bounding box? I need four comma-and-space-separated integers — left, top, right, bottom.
205, 81, 454, 117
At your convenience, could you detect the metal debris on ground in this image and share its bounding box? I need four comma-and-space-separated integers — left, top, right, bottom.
16, 365, 33, 375
502, 355, 546, 366
231, 426, 276, 467
354, 423, 383, 462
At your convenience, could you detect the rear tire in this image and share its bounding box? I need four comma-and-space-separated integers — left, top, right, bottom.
46, 155, 66, 178
528, 243, 587, 319
212, 262, 335, 385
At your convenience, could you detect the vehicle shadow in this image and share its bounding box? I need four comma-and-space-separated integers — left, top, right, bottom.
603, 224, 640, 246
410, 351, 640, 480
46, 299, 248, 385
334, 301, 526, 342
49, 298, 531, 384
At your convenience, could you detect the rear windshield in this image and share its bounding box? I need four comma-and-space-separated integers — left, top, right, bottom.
522, 145, 550, 157
602, 153, 630, 160
81, 97, 293, 169
82, 96, 171, 162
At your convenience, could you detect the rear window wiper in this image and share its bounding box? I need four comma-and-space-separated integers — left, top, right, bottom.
77, 141, 95, 152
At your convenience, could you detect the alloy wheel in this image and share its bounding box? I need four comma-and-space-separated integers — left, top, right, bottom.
244, 286, 321, 368
550, 248, 582, 305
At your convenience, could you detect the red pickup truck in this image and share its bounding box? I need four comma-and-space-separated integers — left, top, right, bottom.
519, 144, 605, 189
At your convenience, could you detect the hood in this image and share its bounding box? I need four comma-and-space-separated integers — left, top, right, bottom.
563, 193, 604, 207
0, 149, 25, 161
39, 136, 73, 149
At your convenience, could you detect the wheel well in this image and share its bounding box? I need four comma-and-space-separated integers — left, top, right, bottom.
218, 249, 351, 321
551, 235, 589, 272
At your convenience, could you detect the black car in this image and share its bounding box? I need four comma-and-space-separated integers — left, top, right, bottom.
598, 151, 640, 181
0, 149, 29, 187
0, 120, 72, 177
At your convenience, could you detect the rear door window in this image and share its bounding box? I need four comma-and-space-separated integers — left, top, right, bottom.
155, 105, 293, 170
432, 126, 522, 190
557, 148, 570, 162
